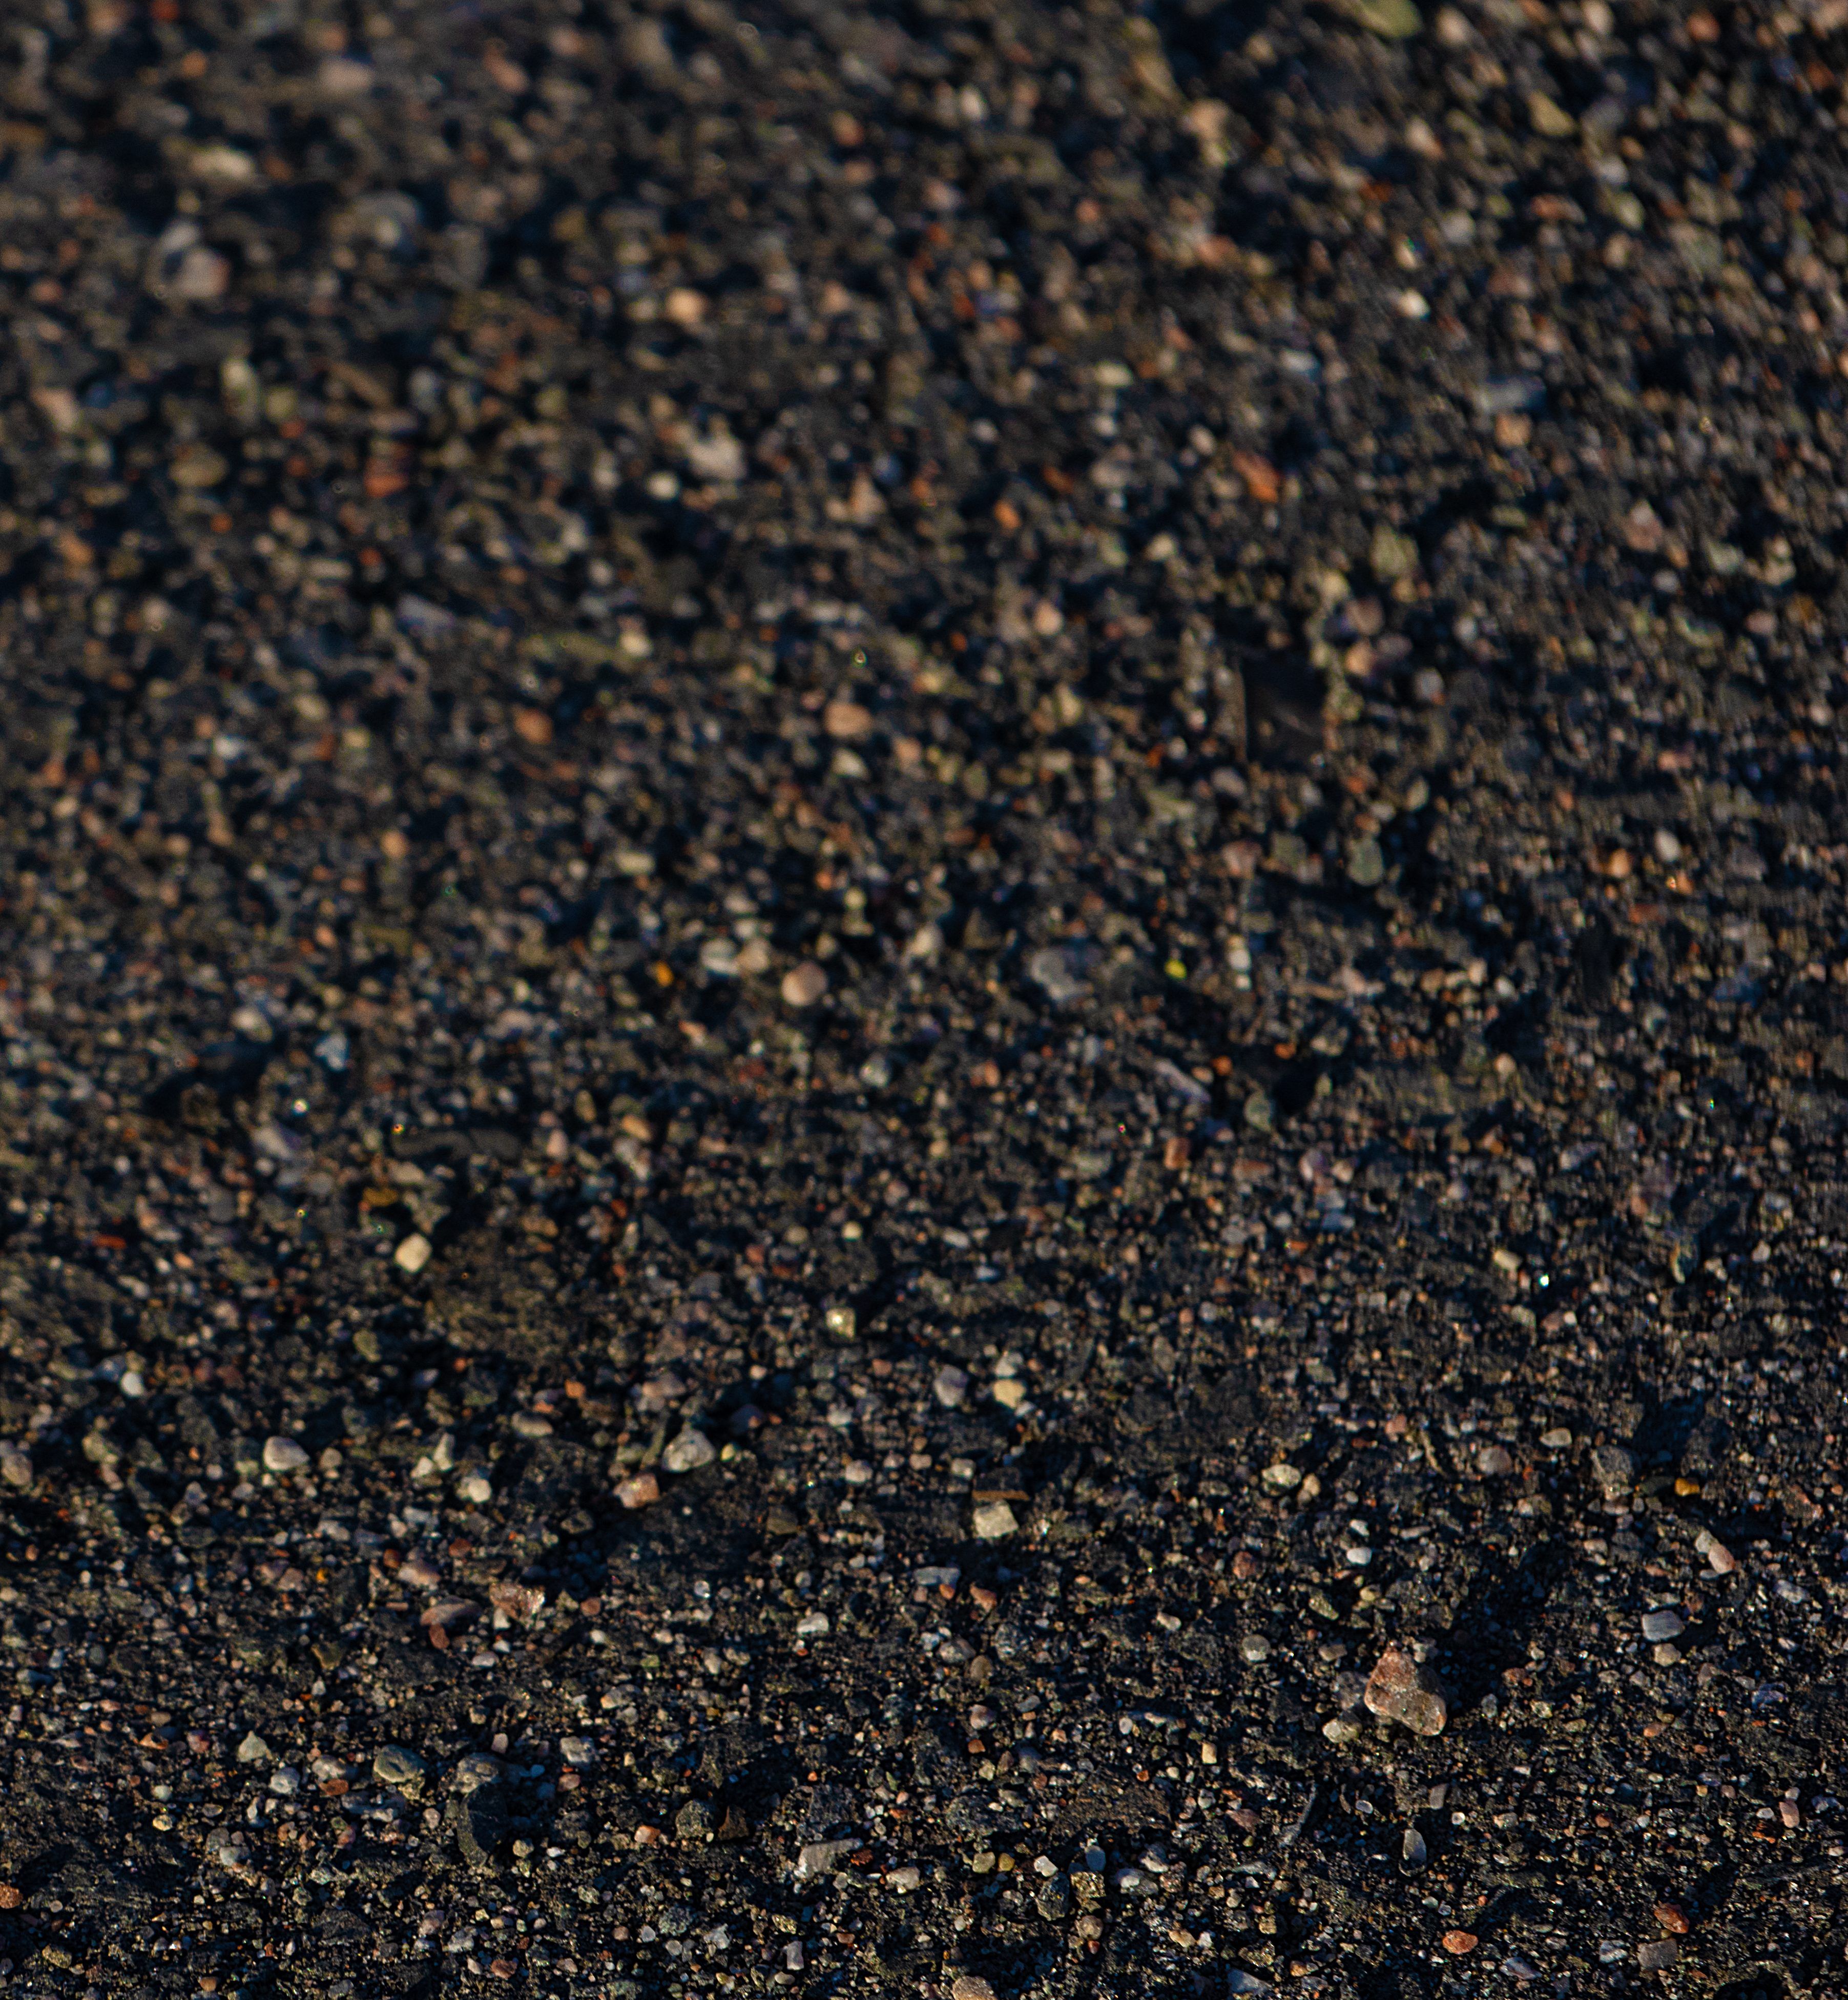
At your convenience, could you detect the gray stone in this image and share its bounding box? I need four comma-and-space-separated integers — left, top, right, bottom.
373, 1744, 429, 1798
796, 1838, 858, 1879
1640, 1609, 1685, 1643
1589, 1445, 1636, 1498
451, 1784, 507, 1868
451, 1753, 504, 1795
661, 1428, 716, 1475
1027, 945, 1088, 1003
262, 1435, 310, 1474
1035, 1872, 1073, 1920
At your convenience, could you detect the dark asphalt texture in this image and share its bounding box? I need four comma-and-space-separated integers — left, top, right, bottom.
2, 2, 1848, 1998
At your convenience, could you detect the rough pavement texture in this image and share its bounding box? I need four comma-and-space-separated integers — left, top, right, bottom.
2, 2, 1848, 1998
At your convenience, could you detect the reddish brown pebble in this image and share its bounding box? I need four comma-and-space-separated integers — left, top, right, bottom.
1231, 1550, 1260, 1581
633, 1824, 661, 1846
0, 1886, 19, 1909
490, 1958, 518, 1979
1654, 1902, 1689, 1935
1363, 1645, 1449, 1736
1442, 1931, 1478, 1955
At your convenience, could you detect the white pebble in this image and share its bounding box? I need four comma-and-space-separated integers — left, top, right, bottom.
394, 1232, 433, 1273
262, 1435, 309, 1474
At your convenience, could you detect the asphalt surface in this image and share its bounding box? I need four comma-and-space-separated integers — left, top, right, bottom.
3, 2, 1848, 1997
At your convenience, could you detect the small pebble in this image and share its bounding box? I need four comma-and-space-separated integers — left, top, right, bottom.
452, 1754, 505, 1797
1442, 1931, 1478, 1955
0, 1443, 30, 1489
972, 1501, 1019, 1540
797, 1838, 857, 1879
1637, 1940, 1679, 1972
823, 699, 873, 740
934, 1365, 969, 1408
0, 1885, 22, 1909
950, 1977, 998, 2000
1476, 1444, 1513, 1476
1239, 1635, 1272, 1663
1653, 1902, 1689, 1935
262, 1435, 309, 1474
781, 960, 828, 1007
661, 1428, 716, 1474
1261, 1463, 1302, 1491
1640, 1610, 1685, 1643
1589, 1444, 1636, 1498
1694, 1528, 1737, 1574
617, 1471, 660, 1510
394, 1232, 433, 1273
236, 1731, 273, 1765
488, 1580, 544, 1621
1540, 1426, 1573, 1449
373, 1745, 429, 1798
1363, 1646, 1448, 1736
885, 1864, 922, 1892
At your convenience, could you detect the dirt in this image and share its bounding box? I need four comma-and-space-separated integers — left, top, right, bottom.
1, 1, 1847, 1997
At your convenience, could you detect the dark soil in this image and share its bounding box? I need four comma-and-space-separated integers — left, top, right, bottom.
2, 2, 1846, 1997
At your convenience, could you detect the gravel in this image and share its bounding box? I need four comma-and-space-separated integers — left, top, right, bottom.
2, 1, 1847, 1996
